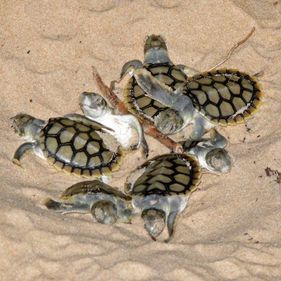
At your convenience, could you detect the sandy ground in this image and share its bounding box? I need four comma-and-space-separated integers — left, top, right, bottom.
1, 0, 281, 280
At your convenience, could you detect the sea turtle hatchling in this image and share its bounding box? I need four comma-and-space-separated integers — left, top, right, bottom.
121, 35, 263, 139
45, 180, 133, 224
120, 34, 189, 134
182, 128, 232, 174
125, 153, 201, 242
11, 113, 123, 178
79, 92, 148, 157
130, 67, 263, 141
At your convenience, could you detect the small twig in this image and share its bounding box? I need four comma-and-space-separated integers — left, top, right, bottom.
92, 66, 127, 112
208, 27, 256, 71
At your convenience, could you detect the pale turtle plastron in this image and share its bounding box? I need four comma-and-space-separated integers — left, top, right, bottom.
45, 180, 133, 225
79, 91, 149, 157
125, 153, 201, 242
182, 128, 232, 174
130, 66, 263, 143
11, 113, 123, 179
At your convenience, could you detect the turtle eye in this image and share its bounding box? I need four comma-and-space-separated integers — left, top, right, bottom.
91, 200, 117, 225
142, 208, 165, 240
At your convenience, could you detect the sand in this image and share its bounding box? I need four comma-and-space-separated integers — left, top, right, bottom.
1, 0, 281, 280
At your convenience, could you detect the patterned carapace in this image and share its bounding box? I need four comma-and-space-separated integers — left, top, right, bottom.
39, 117, 122, 176
185, 69, 263, 125
129, 153, 201, 196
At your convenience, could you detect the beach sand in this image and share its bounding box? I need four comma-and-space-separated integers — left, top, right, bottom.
1, 0, 281, 280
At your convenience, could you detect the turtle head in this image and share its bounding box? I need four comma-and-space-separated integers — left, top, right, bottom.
144, 35, 170, 64
205, 148, 232, 173
91, 200, 118, 225
11, 113, 45, 140
80, 92, 109, 119
144, 35, 168, 53
155, 109, 184, 135
141, 208, 166, 241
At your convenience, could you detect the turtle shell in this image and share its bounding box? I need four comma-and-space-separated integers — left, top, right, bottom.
185, 69, 263, 125
124, 63, 187, 122
39, 117, 122, 177
61, 180, 131, 200
126, 153, 201, 196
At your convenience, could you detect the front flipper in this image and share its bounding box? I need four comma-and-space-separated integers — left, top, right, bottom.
123, 114, 149, 158
110, 60, 143, 94
120, 60, 143, 78
64, 113, 114, 133
132, 68, 176, 108
13, 142, 35, 166
164, 211, 178, 243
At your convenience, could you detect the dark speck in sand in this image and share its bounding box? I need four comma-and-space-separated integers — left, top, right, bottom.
245, 124, 251, 132
265, 167, 281, 184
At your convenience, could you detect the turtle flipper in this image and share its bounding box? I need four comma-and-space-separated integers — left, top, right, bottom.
165, 211, 178, 243
44, 198, 90, 214
120, 60, 143, 78
12, 142, 35, 166
122, 114, 149, 157
64, 113, 114, 133
132, 68, 176, 108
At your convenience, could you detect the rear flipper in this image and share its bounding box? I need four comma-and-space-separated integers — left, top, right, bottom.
44, 198, 90, 214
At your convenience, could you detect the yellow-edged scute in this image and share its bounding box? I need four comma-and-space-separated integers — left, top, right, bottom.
124, 63, 187, 121
185, 69, 263, 125
39, 117, 122, 177
129, 153, 201, 196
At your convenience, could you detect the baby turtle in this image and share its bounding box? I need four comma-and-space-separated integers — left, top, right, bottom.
79, 92, 148, 157
125, 153, 201, 242
121, 34, 263, 138
11, 113, 122, 178
45, 180, 133, 224
131, 66, 263, 141
121, 34, 189, 134
182, 129, 232, 174
91, 65, 183, 152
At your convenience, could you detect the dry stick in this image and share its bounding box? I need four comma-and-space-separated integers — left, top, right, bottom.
91, 66, 182, 152
207, 27, 256, 71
